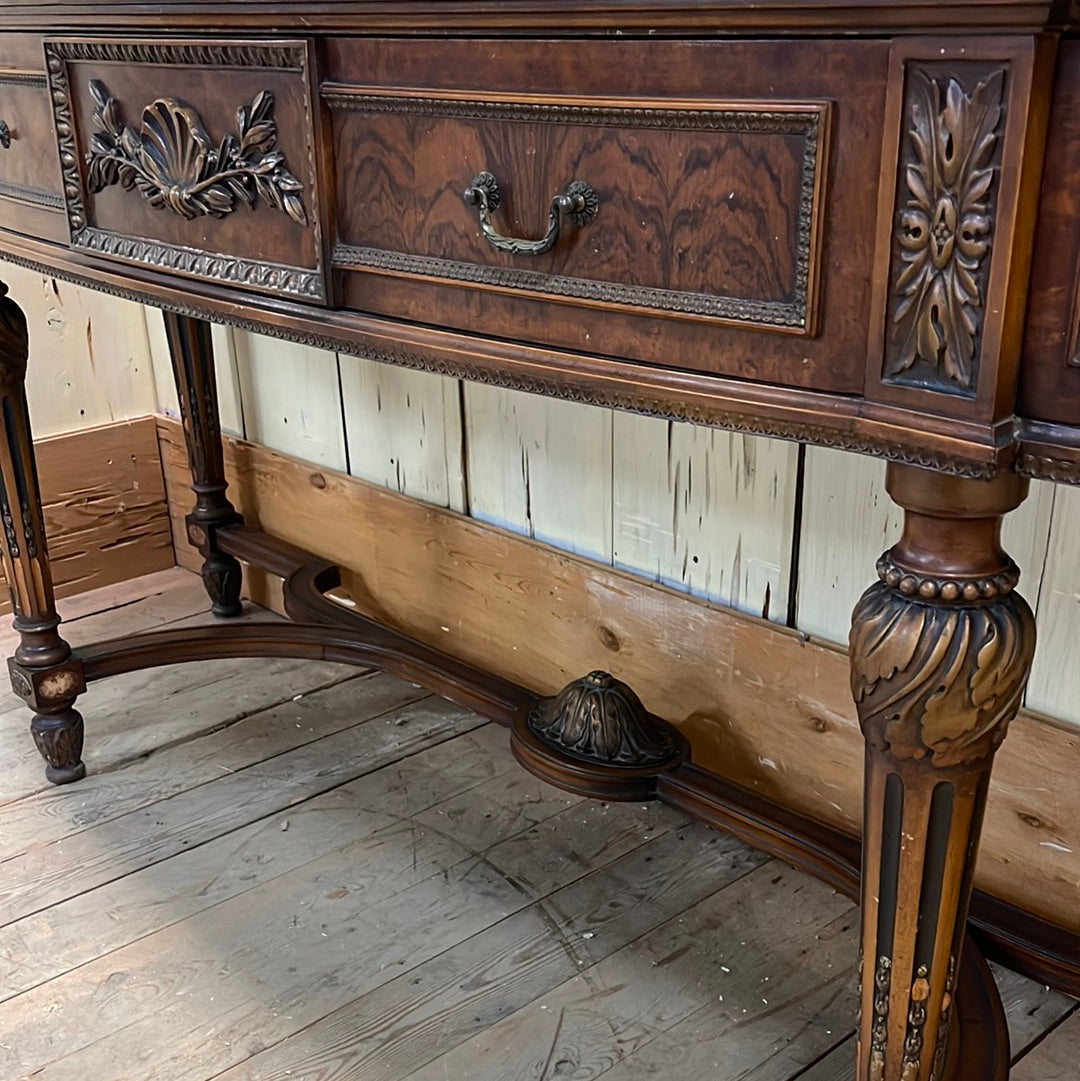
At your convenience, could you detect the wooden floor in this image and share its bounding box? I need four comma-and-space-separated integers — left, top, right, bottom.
0, 569, 1075, 1081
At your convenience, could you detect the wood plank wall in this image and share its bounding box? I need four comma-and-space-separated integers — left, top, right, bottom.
144, 314, 1080, 728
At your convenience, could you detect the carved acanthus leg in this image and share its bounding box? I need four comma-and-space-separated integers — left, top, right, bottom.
163, 311, 243, 617
0, 280, 87, 784
850, 465, 1035, 1081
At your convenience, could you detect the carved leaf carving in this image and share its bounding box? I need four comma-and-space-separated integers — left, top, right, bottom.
850, 582, 1035, 766
84, 80, 307, 226
886, 68, 1005, 391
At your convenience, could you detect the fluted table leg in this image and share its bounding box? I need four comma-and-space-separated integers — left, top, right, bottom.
0, 279, 87, 784
163, 311, 244, 617
850, 464, 1035, 1081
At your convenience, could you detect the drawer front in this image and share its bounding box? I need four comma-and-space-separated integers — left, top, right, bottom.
42, 38, 328, 302
0, 72, 63, 211
325, 38, 889, 392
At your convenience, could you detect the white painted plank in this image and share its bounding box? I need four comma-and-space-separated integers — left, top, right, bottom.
233, 329, 347, 470
1027, 483, 1080, 724
463, 383, 612, 562
143, 308, 245, 437
339, 354, 466, 512
796, 447, 1056, 647
0, 262, 157, 436
612, 414, 798, 621
795, 449, 901, 644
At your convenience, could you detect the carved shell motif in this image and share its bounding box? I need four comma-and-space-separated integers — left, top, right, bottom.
85, 80, 307, 225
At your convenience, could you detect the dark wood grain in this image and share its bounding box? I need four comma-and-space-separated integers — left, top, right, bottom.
328, 36, 885, 392
1020, 39, 1080, 425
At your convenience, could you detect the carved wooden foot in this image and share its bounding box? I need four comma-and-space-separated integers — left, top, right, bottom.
201, 550, 243, 618
163, 311, 245, 618
0, 279, 88, 783
30, 706, 86, 784
511, 670, 688, 799
850, 465, 1034, 1081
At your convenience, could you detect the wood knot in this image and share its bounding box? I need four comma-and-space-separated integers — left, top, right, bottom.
597, 625, 621, 652
309, 472, 327, 489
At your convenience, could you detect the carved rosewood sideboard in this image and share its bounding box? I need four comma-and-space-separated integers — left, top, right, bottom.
1, 4, 1078, 1079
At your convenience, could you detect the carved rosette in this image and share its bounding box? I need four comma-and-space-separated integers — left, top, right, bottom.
527, 670, 681, 767
850, 578, 1035, 767
884, 67, 1006, 394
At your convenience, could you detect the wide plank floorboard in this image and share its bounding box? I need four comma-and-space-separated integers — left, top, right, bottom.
0, 571, 1071, 1081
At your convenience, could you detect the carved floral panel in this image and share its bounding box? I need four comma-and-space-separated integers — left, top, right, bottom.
883, 64, 1007, 396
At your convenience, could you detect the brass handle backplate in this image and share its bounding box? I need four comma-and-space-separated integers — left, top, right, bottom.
464, 171, 598, 256
0, 121, 10, 149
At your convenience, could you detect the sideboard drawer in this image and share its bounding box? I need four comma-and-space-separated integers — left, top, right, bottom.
325, 37, 890, 393
0, 37, 64, 238
42, 37, 329, 302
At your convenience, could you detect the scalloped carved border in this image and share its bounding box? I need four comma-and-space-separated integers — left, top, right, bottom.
324, 91, 829, 333
45, 40, 305, 71
77, 229, 323, 299
42, 37, 326, 303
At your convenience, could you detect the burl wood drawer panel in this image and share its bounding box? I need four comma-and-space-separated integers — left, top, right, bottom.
0, 35, 65, 241
1021, 39, 1080, 427
325, 38, 890, 393
42, 38, 328, 302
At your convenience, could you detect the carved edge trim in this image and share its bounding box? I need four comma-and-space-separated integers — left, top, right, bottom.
73, 228, 324, 300
0, 181, 64, 211
325, 93, 829, 334
876, 551, 1019, 602
322, 91, 825, 133
42, 38, 326, 303
0, 248, 1014, 481
1017, 451, 1080, 484
333, 244, 806, 329
43, 46, 88, 232
0, 72, 47, 89
44, 39, 306, 70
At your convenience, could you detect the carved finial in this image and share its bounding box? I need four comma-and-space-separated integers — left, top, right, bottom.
527, 670, 682, 767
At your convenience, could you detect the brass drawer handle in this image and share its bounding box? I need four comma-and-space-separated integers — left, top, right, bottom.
0, 121, 10, 149
464, 171, 598, 256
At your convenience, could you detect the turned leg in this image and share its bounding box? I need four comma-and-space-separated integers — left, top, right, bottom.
0, 279, 86, 783
850, 464, 1035, 1081
163, 311, 243, 616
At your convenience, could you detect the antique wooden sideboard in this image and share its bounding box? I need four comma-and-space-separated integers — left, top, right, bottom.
1, 3, 1079, 1078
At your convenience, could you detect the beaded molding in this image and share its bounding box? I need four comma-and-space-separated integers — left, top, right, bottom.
875, 552, 1019, 602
